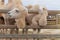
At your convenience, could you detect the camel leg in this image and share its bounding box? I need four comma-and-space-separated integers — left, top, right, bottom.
38, 28, 41, 33
22, 29, 25, 34
22, 29, 28, 34
26, 29, 28, 34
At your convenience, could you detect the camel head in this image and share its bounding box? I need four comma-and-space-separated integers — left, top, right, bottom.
8, 8, 20, 19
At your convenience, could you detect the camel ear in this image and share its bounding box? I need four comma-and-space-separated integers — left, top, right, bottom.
43, 6, 47, 10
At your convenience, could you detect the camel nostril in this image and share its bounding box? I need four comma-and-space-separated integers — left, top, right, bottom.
9, 15, 11, 17
8, 14, 11, 17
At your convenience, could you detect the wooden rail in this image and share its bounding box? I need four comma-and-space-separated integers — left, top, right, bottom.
0, 25, 59, 39
0, 34, 60, 39
0, 9, 10, 13
0, 25, 60, 29
24, 25, 60, 29
0, 25, 17, 29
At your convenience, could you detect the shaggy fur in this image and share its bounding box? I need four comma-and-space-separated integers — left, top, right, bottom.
6, 0, 13, 9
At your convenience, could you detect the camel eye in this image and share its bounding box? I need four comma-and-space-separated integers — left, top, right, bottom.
15, 10, 19, 13
8, 12, 10, 14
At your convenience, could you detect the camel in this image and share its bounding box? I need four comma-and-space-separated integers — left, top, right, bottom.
29, 6, 48, 27
8, 8, 28, 28
8, 0, 28, 28
26, 5, 48, 33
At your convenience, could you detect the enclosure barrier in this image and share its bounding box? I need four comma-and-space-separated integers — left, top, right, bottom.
0, 25, 59, 39
0, 9, 60, 40
0, 34, 60, 39
0, 25, 60, 29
